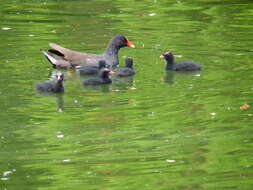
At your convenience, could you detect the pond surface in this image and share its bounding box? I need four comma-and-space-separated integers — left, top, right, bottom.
1, 0, 253, 189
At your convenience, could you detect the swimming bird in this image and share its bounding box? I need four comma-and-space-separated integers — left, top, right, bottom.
41, 35, 135, 69
83, 68, 114, 85
160, 51, 201, 71
115, 57, 135, 77
76, 60, 106, 75
36, 72, 64, 93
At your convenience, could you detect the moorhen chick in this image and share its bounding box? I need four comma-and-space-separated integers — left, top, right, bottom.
160, 51, 201, 71
83, 68, 114, 85
76, 60, 106, 75
41, 35, 135, 69
115, 57, 135, 77
36, 72, 64, 93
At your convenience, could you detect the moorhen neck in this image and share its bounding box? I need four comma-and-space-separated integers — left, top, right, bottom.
160, 51, 202, 71
41, 35, 135, 69
76, 60, 106, 75
83, 68, 114, 85
115, 57, 135, 77
103, 35, 135, 67
36, 72, 64, 93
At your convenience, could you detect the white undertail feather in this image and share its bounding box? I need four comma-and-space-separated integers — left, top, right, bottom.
42, 51, 57, 65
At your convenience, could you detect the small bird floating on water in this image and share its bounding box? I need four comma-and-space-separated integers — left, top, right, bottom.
160, 51, 201, 71
83, 68, 114, 85
115, 57, 135, 77
36, 72, 64, 93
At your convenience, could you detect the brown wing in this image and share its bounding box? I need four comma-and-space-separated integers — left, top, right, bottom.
49, 43, 101, 66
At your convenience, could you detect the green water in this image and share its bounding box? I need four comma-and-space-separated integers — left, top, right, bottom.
1, 0, 253, 189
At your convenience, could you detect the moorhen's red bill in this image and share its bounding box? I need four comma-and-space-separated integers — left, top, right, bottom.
41, 35, 135, 69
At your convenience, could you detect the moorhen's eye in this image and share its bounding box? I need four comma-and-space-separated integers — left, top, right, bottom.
123, 38, 127, 44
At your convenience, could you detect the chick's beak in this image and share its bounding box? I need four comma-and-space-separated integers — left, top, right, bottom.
159, 55, 164, 59
109, 71, 115, 75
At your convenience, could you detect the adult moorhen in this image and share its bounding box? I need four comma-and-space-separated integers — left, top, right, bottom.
76, 60, 106, 75
36, 72, 64, 93
115, 57, 135, 77
160, 51, 201, 71
83, 68, 114, 85
41, 35, 135, 69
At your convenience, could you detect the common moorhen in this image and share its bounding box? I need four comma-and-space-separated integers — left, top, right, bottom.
36, 72, 64, 93
41, 35, 135, 69
83, 68, 114, 85
115, 57, 135, 77
160, 51, 201, 71
76, 60, 106, 75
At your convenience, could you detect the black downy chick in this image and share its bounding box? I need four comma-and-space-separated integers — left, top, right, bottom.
83, 68, 114, 85
160, 51, 201, 71
115, 57, 135, 77
36, 72, 64, 93
76, 60, 106, 75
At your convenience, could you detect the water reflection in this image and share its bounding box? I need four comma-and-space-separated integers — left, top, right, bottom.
56, 94, 64, 112
36, 92, 65, 112
163, 71, 202, 85
163, 71, 174, 85
83, 84, 111, 92
112, 76, 135, 90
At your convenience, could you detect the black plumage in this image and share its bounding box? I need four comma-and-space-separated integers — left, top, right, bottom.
36, 72, 64, 93
160, 51, 201, 71
83, 68, 114, 85
76, 60, 106, 75
115, 57, 135, 77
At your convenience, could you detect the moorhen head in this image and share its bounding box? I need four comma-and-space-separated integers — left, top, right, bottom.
109, 35, 135, 49
160, 52, 174, 65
